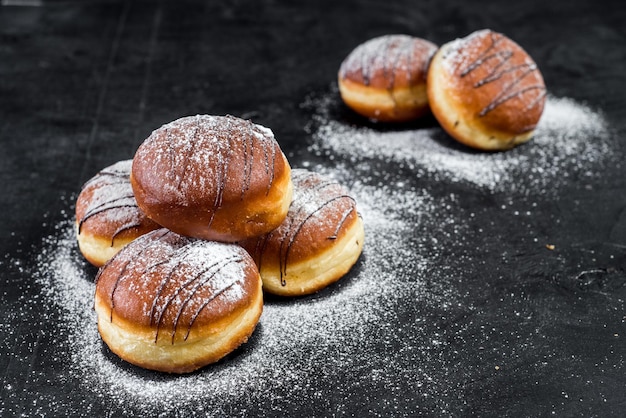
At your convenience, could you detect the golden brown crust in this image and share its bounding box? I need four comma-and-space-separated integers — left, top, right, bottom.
75, 160, 160, 267
131, 115, 292, 242
94, 229, 263, 373
427, 29, 547, 150
338, 34, 438, 122
240, 169, 365, 296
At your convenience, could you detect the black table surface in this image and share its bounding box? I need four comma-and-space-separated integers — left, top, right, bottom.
2, 0, 626, 416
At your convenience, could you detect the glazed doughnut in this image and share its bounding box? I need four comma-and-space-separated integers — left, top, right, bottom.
338, 34, 438, 122
94, 229, 263, 374
131, 114, 293, 242
239, 169, 364, 296
75, 160, 161, 267
427, 29, 547, 150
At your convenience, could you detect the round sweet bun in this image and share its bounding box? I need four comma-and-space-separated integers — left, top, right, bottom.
131, 115, 293, 242
338, 34, 438, 122
239, 169, 364, 296
94, 229, 263, 374
427, 29, 547, 151
75, 160, 161, 267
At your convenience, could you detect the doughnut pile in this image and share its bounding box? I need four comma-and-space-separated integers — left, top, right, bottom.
75, 114, 364, 373
338, 29, 547, 151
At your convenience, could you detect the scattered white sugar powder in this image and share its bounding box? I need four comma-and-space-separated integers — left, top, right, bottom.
22, 178, 464, 415
11, 87, 615, 416
305, 89, 611, 195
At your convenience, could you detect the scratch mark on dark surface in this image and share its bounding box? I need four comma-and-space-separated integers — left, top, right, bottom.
135, 4, 162, 144
78, 1, 130, 186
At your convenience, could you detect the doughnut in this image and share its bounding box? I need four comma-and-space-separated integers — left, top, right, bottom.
131, 114, 293, 242
75, 160, 161, 267
94, 229, 263, 374
239, 169, 364, 296
338, 34, 438, 122
427, 29, 547, 150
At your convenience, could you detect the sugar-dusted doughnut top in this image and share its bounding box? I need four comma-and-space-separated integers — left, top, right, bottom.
131, 114, 291, 241
241, 168, 361, 282
95, 229, 261, 344
434, 29, 546, 135
338, 34, 438, 90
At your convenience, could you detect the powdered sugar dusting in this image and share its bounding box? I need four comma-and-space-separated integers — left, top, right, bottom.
133, 114, 281, 207
77, 160, 144, 229
97, 230, 250, 335
305, 89, 610, 195
339, 34, 437, 87
241, 168, 359, 270
20, 164, 463, 415
8, 86, 616, 415
440, 29, 490, 74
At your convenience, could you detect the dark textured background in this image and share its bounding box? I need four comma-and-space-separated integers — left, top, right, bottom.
1, 0, 625, 416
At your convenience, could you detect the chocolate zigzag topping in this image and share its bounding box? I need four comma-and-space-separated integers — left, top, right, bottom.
206, 120, 233, 230
80, 168, 126, 190
151, 254, 243, 343
101, 230, 246, 344
261, 126, 277, 196
78, 161, 145, 246
96, 229, 172, 321
460, 31, 547, 117
279, 194, 356, 285
167, 115, 279, 228
358, 35, 415, 89
251, 170, 358, 287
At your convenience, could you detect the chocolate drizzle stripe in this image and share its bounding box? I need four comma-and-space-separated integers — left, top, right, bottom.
143, 258, 173, 276
360, 41, 373, 86
460, 51, 511, 78
290, 170, 313, 182
264, 135, 277, 196
474, 62, 536, 88
106, 229, 172, 321
328, 207, 357, 240
184, 278, 240, 341
389, 36, 414, 90
151, 252, 238, 327
164, 127, 178, 183
403, 37, 416, 83
147, 244, 200, 325
207, 125, 232, 229
241, 120, 262, 200
78, 195, 137, 232
253, 234, 272, 272
151, 255, 242, 343
525, 89, 548, 112
479, 84, 546, 117
80, 170, 127, 190
276, 219, 295, 286
292, 169, 341, 195
308, 179, 342, 194
381, 37, 397, 90
241, 126, 251, 199
109, 221, 143, 246
173, 257, 243, 343
149, 265, 180, 332
280, 194, 356, 283
175, 117, 201, 189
